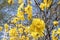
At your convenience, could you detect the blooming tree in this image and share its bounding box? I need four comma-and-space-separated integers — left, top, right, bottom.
0, 0, 60, 40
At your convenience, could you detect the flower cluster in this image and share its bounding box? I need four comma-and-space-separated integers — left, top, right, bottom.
40, 0, 52, 10
29, 18, 45, 38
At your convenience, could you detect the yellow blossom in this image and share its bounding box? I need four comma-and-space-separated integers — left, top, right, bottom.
21, 35, 25, 40
43, 0, 52, 8
40, 3, 45, 10
9, 28, 18, 37
4, 23, 9, 29
4, 23, 9, 32
18, 28, 23, 34
25, 4, 32, 20
56, 28, 60, 36
29, 18, 45, 38
40, 0, 52, 10
0, 26, 3, 31
10, 37, 18, 40
52, 36, 58, 40
25, 37, 29, 40
17, 3, 24, 11
53, 21, 59, 26
16, 11, 25, 20
31, 32, 39, 38
8, 0, 14, 5
11, 17, 20, 24
52, 30, 58, 40
18, 0, 23, 4
52, 30, 56, 37
58, 1, 60, 4
16, 24, 26, 28
17, 4, 25, 20
24, 27, 29, 34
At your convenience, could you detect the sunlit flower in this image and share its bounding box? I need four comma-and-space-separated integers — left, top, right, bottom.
58, 1, 60, 4
24, 27, 29, 34
53, 21, 59, 26
31, 32, 40, 38
4, 23, 9, 29
10, 37, 18, 40
17, 3, 24, 11
52, 36, 58, 40
52, 30, 58, 40
18, 28, 23, 34
29, 18, 45, 38
16, 11, 25, 20
21, 35, 26, 40
52, 30, 56, 37
25, 36, 29, 40
40, 3, 45, 10
11, 17, 19, 24
40, 0, 52, 10
18, 0, 23, 4
9, 28, 18, 37
0, 26, 3, 31
25, 4, 32, 20
4, 23, 9, 32
56, 28, 60, 36
8, 0, 14, 5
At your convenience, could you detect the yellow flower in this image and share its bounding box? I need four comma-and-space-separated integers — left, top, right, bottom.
40, 3, 45, 10
24, 27, 29, 34
21, 35, 25, 40
25, 4, 32, 14
10, 37, 18, 40
53, 21, 58, 26
17, 7, 25, 20
31, 32, 40, 38
40, 0, 52, 10
18, 28, 23, 34
25, 4, 32, 20
9, 28, 18, 37
0, 26, 3, 31
8, 0, 14, 5
11, 17, 19, 24
17, 3, 24, 11
52, 30, 56, 37
58, 1, 60, 4
52, 30, 58, 40
18, 0, 23, 4
16, 24, 26, 29
56, 28, 60, 35
25, 37, 29, 40
4, 23, 9, 32
4, 23, 9, 29
29, 18, 45, 37
43, 0, 47, 4
52, 36, 58, 40
17, 11, 24, 17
